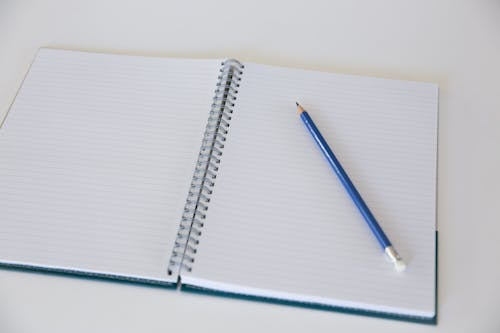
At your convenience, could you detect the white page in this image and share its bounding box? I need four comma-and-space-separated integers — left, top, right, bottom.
0, 49, 220, 283
183, 63, 438, 318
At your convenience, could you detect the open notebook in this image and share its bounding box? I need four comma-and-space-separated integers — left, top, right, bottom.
0, 48, 438, 324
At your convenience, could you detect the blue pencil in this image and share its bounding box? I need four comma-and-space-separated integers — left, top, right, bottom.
296, 102, 406, 272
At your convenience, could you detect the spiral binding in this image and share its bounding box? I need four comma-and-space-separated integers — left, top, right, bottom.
167, 59, 244, 276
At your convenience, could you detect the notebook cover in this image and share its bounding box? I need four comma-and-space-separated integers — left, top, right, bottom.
0, 261, 177, 288
180, 232, 438, 325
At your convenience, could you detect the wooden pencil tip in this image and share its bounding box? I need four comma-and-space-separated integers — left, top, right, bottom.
296, 102, 305, 114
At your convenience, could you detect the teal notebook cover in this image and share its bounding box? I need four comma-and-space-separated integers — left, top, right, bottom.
180, 232, 438, 325
0, 232, 438, 324
0, 262, 177, 289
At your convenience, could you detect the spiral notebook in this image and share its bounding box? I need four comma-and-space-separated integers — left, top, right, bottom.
0, 48, 438, 324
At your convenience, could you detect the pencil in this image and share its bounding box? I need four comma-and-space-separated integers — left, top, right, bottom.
296, 102, 406, 272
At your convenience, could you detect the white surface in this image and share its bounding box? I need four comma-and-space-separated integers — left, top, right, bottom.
0, 0, 499, 332
185, 63, 437, 318
0, 49, 220, 283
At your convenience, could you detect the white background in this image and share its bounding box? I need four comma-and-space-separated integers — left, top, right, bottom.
1, 0, 499, 332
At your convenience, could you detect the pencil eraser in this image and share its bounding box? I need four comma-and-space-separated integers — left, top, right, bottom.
394, 260, 406, 272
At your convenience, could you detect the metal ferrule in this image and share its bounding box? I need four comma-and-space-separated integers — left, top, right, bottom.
385, 245, 402, 263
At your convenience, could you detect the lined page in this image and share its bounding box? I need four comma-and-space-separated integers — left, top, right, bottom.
183, 63, 438, 317
0, 49, 220, 282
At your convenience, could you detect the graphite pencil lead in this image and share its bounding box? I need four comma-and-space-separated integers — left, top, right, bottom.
296, 102, 305, 114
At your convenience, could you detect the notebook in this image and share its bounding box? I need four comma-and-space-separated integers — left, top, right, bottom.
0, 48, 438, 324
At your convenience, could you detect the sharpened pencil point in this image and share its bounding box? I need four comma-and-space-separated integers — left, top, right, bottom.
296, 102, 305, 114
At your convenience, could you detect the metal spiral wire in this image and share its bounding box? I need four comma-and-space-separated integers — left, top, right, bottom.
167, 59, 244, 276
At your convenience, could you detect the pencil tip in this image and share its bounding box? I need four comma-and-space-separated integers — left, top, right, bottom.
296, 102, 305, 114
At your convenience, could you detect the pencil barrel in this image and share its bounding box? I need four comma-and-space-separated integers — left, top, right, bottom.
300, 111, 391, 249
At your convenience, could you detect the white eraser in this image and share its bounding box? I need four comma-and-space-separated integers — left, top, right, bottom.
394, 260, 407, 272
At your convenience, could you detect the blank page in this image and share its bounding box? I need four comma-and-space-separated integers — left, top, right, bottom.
0, 49, 220, 283
182, 63, 438, 318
